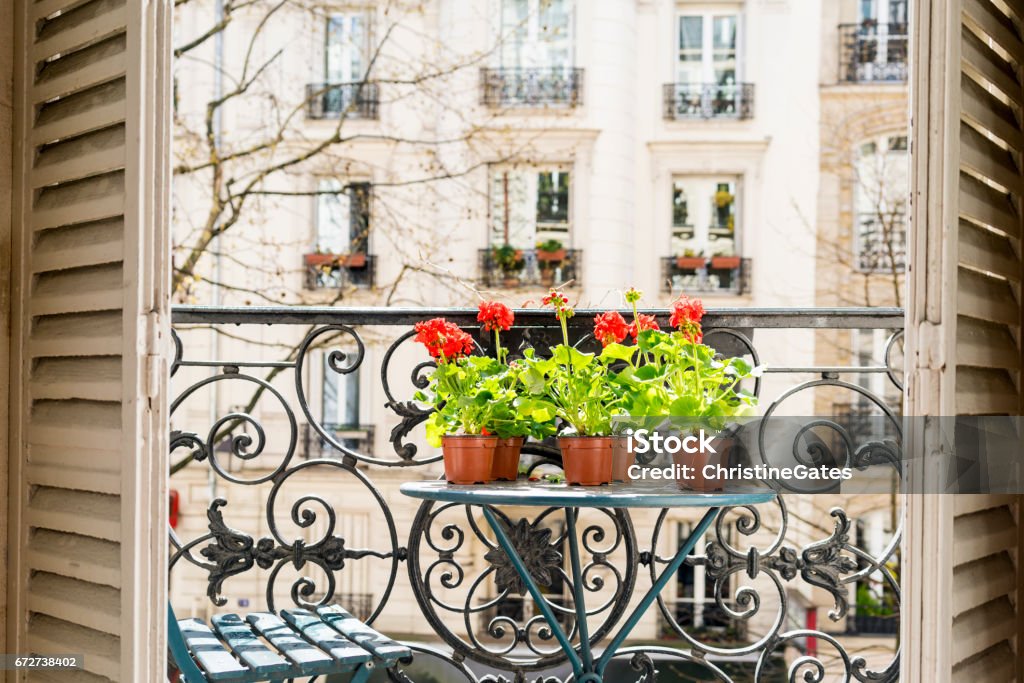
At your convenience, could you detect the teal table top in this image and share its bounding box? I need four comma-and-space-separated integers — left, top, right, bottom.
399, 480, 776, 509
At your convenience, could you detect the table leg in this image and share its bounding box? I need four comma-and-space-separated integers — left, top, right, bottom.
480, 505, 585, 680
595, 507, 721, 676
564, 508, 595, 674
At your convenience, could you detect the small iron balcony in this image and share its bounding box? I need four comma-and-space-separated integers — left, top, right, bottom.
480, 68, 584, 108
663, 83, 754, 120
479, 247, 581, 289
303, 253, 376, 289
306, 82, 380, 120
662, 256, 751, 295
838, 23, 908, 83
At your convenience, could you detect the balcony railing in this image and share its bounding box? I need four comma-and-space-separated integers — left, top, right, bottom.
301, 422, 375, 459
662, 83, 755, 120
480, 68, 584, 108
856, 212, 907, 273
303, 252, 376, 289
661, 256, 751, 295
170, 305, 903, 681
305, 82, 380, 119
479, 247, 581, 288
838, 23, 909, 83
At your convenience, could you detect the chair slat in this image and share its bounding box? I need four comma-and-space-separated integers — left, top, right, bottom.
211, 614, 295, 678
177, 618, 253, 682
317, 605, 412, 664
281, 609, 373, 669
245, 612, 336, 677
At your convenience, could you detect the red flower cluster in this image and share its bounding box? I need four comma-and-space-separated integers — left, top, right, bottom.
542, 289, 574, 318
593, 311, 629, 346
413, 318, 474, 362
628, 313, 660, 340
477, 300, 514, 332
669, 295, 705, 343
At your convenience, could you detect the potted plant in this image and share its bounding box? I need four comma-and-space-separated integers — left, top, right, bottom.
655, 296, 759, 491
515, 290, 615, 485
710, 252, 741, 270
676, 249, 706, 270
591, 288, 665, 482
536, 239, 566, 287
492, 244, 525, 287
414, 318, 515, 484
475, 300, 555, 480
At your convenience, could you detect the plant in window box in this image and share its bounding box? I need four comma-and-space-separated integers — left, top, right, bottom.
710, 251, 741, 270
535, 239, 566, 286
492, 244, 525, 287
676, 249, 706, 270
414, 318, 512, 484
514, 291, 617, 485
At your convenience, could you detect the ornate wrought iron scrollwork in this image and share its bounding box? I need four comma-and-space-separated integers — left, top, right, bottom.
170, 306, 904, 682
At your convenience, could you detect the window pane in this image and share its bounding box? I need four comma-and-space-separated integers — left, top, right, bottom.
712, 16, 737, 85
501, 0, 572, 68
536, 171, 569, 224
670, 177, 738, 257
538, 0, 571, 66
316, 179, 349, 253
326, 14, 365, 82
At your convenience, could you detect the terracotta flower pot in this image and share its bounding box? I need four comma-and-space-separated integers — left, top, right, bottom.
536, 248, 567, 262
442, 435, 497, 484
611, 436, 634, 483
710, 256, 741, 270
676, 256, 707, 270
672, 436, 731, 492
491, 437, 523, 481
559, 436, 614, 486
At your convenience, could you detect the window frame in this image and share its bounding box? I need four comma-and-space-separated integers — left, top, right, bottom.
489, 165, 573, 248
674, 7, 743, 86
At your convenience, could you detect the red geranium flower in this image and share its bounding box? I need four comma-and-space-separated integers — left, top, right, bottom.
413, 318, 475, 362
477, 300, 514, 332
542, 289, 574, 318
628, 313, 660, 340
670, 295, 705, 343
593, 311, 629, 347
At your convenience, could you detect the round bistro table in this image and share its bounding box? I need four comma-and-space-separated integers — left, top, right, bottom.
400, 480, 775, 683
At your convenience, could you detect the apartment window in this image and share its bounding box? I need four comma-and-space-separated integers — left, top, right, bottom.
326, 13, 368, 83
500, 0, 573, 69
676, 12, 739, 87
316, 180, 371, 254
670, 177, 737, 255
854, 135, 907, 273
323, 358, 360, 429
490, 168, 571, 246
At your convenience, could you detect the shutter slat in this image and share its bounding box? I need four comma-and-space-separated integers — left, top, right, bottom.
28, 487, 121, 541
952, 597, 1018, 666
956, 316, 1021, 369
33, 171, 125, 232
952, 642, 1017, 683
33, 125, 126, 188
32, 356, 121, 401
959, 172, 1019, 237
962, 0, 1024, 66
33, 0, 127, 63
27, 463, 120, 495
30, 311, 122, 357
28, 573, 120, 635
958, 221, 1020, 282
961, 28, 1023, 112
32, 0, 95, 22
33, 35, 126, 103
27, 615, 120, 680
955, 367, 1019, 414
961, 74, 1024, 152
954, 506, 1019, 563
34, 219, 124, 273
27, 530, 120, 588
953, 553, 1016, 616
960, 122, 1023, 195
32, 263, 124, 315
956, 268, 1019, 326
33, 80, 126, 145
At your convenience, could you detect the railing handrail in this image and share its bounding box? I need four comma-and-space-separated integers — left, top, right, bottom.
172, 305, 904, 329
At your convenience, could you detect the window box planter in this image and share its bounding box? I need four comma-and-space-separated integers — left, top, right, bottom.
304, 253, 368, 268
676, 256, 707, 269
710, 256, 741, 270
537, 248, 567, 263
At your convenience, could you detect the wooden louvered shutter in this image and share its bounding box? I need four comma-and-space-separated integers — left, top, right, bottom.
9, 0, 171, 680
906, 0, 1024, 680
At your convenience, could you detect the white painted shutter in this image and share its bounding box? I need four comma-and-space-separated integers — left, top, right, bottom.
906, 0, 1024, 680
9, 0, 171, 680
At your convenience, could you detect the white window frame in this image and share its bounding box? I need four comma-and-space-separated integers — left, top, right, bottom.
674, 7, 743, 86
853, 134, 908, 274
498, 0, 575, 70
489, 165, 573, 248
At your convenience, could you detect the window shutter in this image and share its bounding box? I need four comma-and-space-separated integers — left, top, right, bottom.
9, 0, 171, 680
907, 0, 1024, 679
